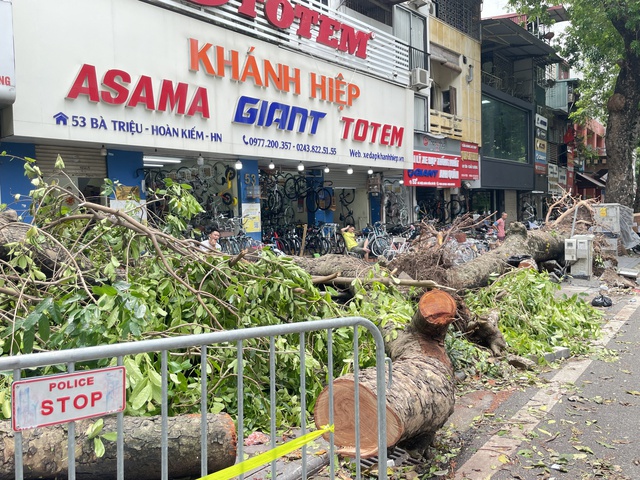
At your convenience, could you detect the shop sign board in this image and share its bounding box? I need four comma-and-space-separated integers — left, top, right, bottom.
406, 133, 461, 188
12, 367, 126, 431
460, 142, 479, 180
0, 0, 16, 106
9, 0, 413, 170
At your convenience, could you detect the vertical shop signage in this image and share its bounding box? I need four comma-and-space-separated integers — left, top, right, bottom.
566, 145, 574, 189
460, 142, 479, 180
406, 133, 461, 188
534, 136, 547, 174
0, 0, 16, 106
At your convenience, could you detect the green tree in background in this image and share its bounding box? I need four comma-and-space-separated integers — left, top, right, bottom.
510, 0, 640, 207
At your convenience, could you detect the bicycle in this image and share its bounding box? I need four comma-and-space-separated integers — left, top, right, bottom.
337, 189, 356, 226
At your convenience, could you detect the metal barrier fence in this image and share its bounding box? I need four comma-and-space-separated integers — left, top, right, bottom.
0, 316, 388, 480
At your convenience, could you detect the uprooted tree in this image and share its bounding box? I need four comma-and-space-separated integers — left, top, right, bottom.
0, 157, 610, 475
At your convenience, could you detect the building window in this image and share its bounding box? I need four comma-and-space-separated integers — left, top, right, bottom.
482, 95, 529, 163
395, 7, 427, 69
414, 95, 428, 131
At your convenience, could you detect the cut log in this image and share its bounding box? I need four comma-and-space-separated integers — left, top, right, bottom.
314, 290, 457, 458
0, 413, 237, 480
445, 222, 567, 290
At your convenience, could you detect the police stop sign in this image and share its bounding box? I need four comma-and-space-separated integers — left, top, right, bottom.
12, 366, 126, 431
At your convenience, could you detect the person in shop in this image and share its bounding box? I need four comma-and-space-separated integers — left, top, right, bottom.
492, 212, 508, 243
200, 229, 222, 252
340, 224, 370, 260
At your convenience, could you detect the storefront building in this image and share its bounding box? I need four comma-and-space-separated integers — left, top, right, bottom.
0, 0, 413, 236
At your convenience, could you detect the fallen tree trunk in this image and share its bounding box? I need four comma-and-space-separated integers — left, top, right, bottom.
445, 222, 567, 290
0, 413, 237, 480
314, 290, 457, 458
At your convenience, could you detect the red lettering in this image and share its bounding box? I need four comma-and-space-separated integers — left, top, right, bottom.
127, 75, 155, 110
184, 0, 370, 58
66, 66, 210, 118
338, 26, 371, 59
41, 399, 54, 416
293, 4, 318, 39
101, 69, 131, 105
187, 87, 210, 118
237, 0, 259, 18
73, 394, 89, 410
354, 119, 367, 141
91, 391, 103, 406
0, 76, 10, 86
66, 64, 99, 102
157, 80, 189, 114
264, 0, 294, 29
316, 15, 341, 50
341, 117, 404, 146
87, 377, 94, 386
341, 116, 355, 140
57, 396, 71, 413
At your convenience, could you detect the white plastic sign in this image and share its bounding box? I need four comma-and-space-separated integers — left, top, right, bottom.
12, 366, 126, 431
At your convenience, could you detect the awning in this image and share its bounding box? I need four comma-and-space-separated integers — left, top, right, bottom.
576, 172, 606, 189
481, 18, 563, 65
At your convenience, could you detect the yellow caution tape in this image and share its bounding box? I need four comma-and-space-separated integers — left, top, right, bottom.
198, 424, 334, 480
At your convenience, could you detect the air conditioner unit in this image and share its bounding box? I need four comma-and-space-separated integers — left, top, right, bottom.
410, 68, 431, 90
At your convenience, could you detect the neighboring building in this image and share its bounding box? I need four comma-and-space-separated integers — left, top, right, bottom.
478, 8, 568, 222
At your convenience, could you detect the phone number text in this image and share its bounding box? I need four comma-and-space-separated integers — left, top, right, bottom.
242, 136, 337, 155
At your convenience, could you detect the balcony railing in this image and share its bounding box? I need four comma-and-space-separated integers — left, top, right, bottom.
429, 110, 463, 139
409, 46, 430, 71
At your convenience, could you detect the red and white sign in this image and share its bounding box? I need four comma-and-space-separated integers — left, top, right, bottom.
404, 151, 461, 188
12, 367, 126, 431
460, 142, 479, 180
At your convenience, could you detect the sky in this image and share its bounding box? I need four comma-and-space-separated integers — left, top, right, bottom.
481, 0, 512, 19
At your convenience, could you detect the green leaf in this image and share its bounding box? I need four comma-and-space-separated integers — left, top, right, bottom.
92, 284, 119, 296
86, 419, 104, 440
54, 154, 65, 170
101, 432, 118, 442
130, 379, 152, 411
94, 437, 105, 458
38, 315, 50, 342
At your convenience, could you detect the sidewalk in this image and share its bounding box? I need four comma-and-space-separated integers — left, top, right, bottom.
451, 254, 640, 479
240, 254, 640, 480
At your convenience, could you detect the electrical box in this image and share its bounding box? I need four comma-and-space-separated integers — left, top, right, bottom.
593, 203, 622, 234
569, 234, 594, 278
564, 239, 577, 261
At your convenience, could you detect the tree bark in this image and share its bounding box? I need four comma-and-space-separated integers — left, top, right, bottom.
445, 222, 567, 290
314, 290, 457, 458
0, 413, 237, 480
603, 17, 640, 208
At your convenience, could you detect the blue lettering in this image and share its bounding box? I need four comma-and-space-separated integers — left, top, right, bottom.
233, 96, 326, 134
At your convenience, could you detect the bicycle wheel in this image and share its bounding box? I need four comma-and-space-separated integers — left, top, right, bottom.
306, 190, 320, 213
339, 189, 355, 205
284, 177, 299, 200
316, 188, 333, 211
333, 235, 346, 254
267, 189, 284, 214
370, 236, 391, 257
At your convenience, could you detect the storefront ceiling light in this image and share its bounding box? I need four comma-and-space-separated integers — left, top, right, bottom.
367, 168, 374, 175
269, 161, 275, 169
143, 163, 164, 168
143, 156, 182, 164
298, 162, 305, 172
324, 165, 330, 173
235, 160, 243, 170
347, 166, 353, 174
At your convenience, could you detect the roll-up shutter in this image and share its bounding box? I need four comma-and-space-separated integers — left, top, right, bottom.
35, 145, 106, 179
324, 171, 368, 189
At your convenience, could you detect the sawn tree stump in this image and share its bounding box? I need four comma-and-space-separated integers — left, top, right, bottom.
0, 413, 236, 480
314, 290, 457, 458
